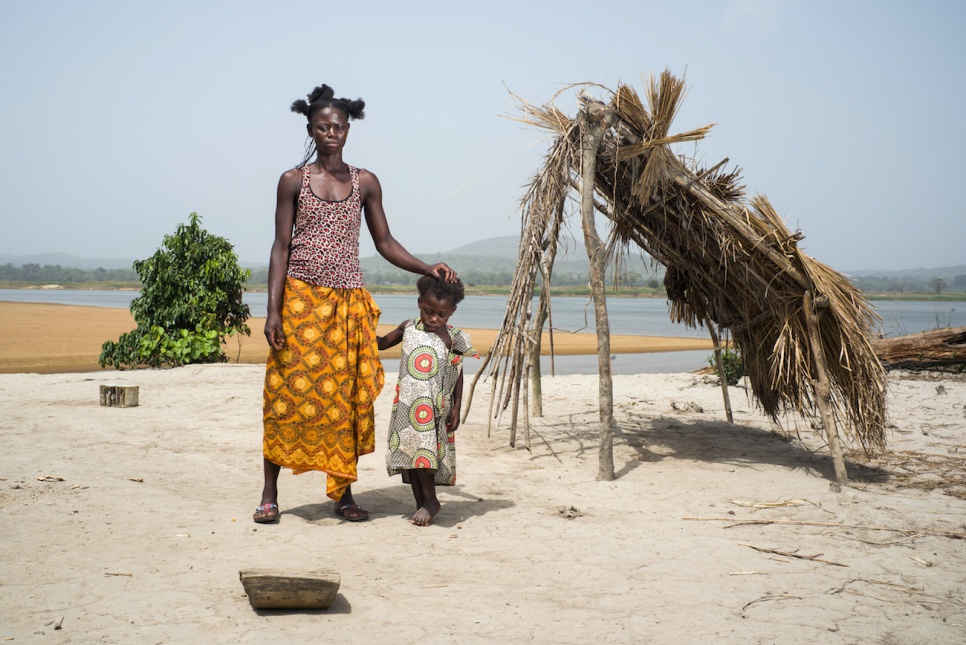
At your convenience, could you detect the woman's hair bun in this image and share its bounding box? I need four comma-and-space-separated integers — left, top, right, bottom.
290, 84, 365, 120
307, 84, 335, 103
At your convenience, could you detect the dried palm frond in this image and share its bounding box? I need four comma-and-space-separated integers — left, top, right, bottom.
474, 71, 888, 455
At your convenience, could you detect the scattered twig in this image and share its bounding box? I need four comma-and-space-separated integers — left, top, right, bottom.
37, 475, 64, 482
727, 499, 810, 509
104, 572, 133, 577
126, 477, 144, 483
827, 578, 923, 595
682, 516, 966, 540
740, 543, 848, 567
837, 581, 966, 609
828, 532, 923, 546
741, 593, 802, 618
54, 617, 64, 630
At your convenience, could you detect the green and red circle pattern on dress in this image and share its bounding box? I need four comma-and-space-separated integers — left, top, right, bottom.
409, 396, 436, 431
406, 346, 438, 381
412, 448, 438, 470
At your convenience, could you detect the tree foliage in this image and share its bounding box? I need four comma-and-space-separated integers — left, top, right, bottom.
99, 213, 251, 369
0, 263, 137, 283
710, 347, 745, 386
928, 277, 947, 294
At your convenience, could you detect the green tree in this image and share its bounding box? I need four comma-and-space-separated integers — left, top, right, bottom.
709, 347, 744, 386
100, 213, 251, 369
928, 277, 947, 294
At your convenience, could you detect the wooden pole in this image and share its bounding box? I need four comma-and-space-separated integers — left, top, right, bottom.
530, 305, 545, 417
530, 206, 563, 418
530, 277, 550, 418
522, 360, 532, 451
707, 322, 734, 423
803, 291, 848, 487
578, 101, 617, 481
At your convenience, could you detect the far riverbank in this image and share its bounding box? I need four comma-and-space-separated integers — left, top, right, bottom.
0, 302, 715, 375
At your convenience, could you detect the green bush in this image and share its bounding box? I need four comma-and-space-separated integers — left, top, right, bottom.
100, 213, 250, 369
709, 346, 744, 386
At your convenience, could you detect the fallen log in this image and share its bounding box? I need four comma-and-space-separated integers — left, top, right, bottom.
873, 327, 966, 370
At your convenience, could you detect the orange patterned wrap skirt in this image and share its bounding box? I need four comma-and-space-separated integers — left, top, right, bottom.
263, 277, 385, 500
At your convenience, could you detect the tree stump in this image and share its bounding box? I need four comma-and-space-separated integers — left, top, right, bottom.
239, 568, 341, 610
99, 385, 139, 408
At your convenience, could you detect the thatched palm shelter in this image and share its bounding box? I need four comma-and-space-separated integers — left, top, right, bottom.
466, 72, 887, 485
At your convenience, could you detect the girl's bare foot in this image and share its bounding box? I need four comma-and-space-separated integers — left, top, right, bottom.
412, 501, 440, 526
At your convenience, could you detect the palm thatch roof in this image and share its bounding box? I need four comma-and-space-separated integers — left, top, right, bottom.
471, 72, 887, 454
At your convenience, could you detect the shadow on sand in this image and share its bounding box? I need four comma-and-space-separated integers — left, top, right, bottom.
284, 485, 513, 529
526, 408, 888, 484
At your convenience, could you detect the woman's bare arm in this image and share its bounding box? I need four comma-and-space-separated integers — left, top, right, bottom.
264, 168, 300, 350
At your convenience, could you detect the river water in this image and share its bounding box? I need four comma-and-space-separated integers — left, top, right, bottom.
2, 290, 962, 374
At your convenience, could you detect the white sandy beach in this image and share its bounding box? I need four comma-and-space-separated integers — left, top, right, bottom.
1, 365, 965, 644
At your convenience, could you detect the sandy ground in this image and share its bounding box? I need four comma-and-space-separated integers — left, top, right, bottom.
1, 356, 965, 643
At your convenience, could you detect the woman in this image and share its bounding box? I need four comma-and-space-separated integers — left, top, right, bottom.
254, 85, 456, 523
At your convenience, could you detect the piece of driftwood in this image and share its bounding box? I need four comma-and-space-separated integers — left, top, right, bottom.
99, 385, 139, 408
873, 326, 966, 370
239, 568, 341, 610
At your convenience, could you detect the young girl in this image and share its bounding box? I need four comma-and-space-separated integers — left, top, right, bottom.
377, 275, 477, 526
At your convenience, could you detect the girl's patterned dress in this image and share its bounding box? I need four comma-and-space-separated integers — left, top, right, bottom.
386, 320, 477, 485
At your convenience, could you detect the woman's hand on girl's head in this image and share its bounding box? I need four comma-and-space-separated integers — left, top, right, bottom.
428, 262, 457, 283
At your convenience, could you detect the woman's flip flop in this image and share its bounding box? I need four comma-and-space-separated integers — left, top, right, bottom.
334, 502, 369, 522
253, 503, 279, 523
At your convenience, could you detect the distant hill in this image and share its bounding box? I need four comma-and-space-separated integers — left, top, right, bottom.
356, 235, 663, 288
845, 265, 966, 281
3, 242, 963, 293
444, 235, 520, 259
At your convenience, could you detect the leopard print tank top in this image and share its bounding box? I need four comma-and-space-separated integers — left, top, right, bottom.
287, 164, 365, 289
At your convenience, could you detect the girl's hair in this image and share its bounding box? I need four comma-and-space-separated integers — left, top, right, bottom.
417, 275, 465, 307
291, 84, 366, 166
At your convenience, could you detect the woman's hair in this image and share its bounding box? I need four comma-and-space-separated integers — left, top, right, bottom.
291, 84, 366, 165
417, 275, 465, 307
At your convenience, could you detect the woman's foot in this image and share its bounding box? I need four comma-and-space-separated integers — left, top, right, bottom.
253, 502, 279, 523
412, 501, 440, 527
334, 501, 369, 522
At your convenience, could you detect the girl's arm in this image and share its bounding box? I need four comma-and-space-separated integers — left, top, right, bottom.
377, 321, 406, 351
264, 168, 301, 350
359, 169, 457, 282
446, 371, 464, 432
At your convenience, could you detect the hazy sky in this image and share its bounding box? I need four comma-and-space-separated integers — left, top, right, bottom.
1, 0, 963, 272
